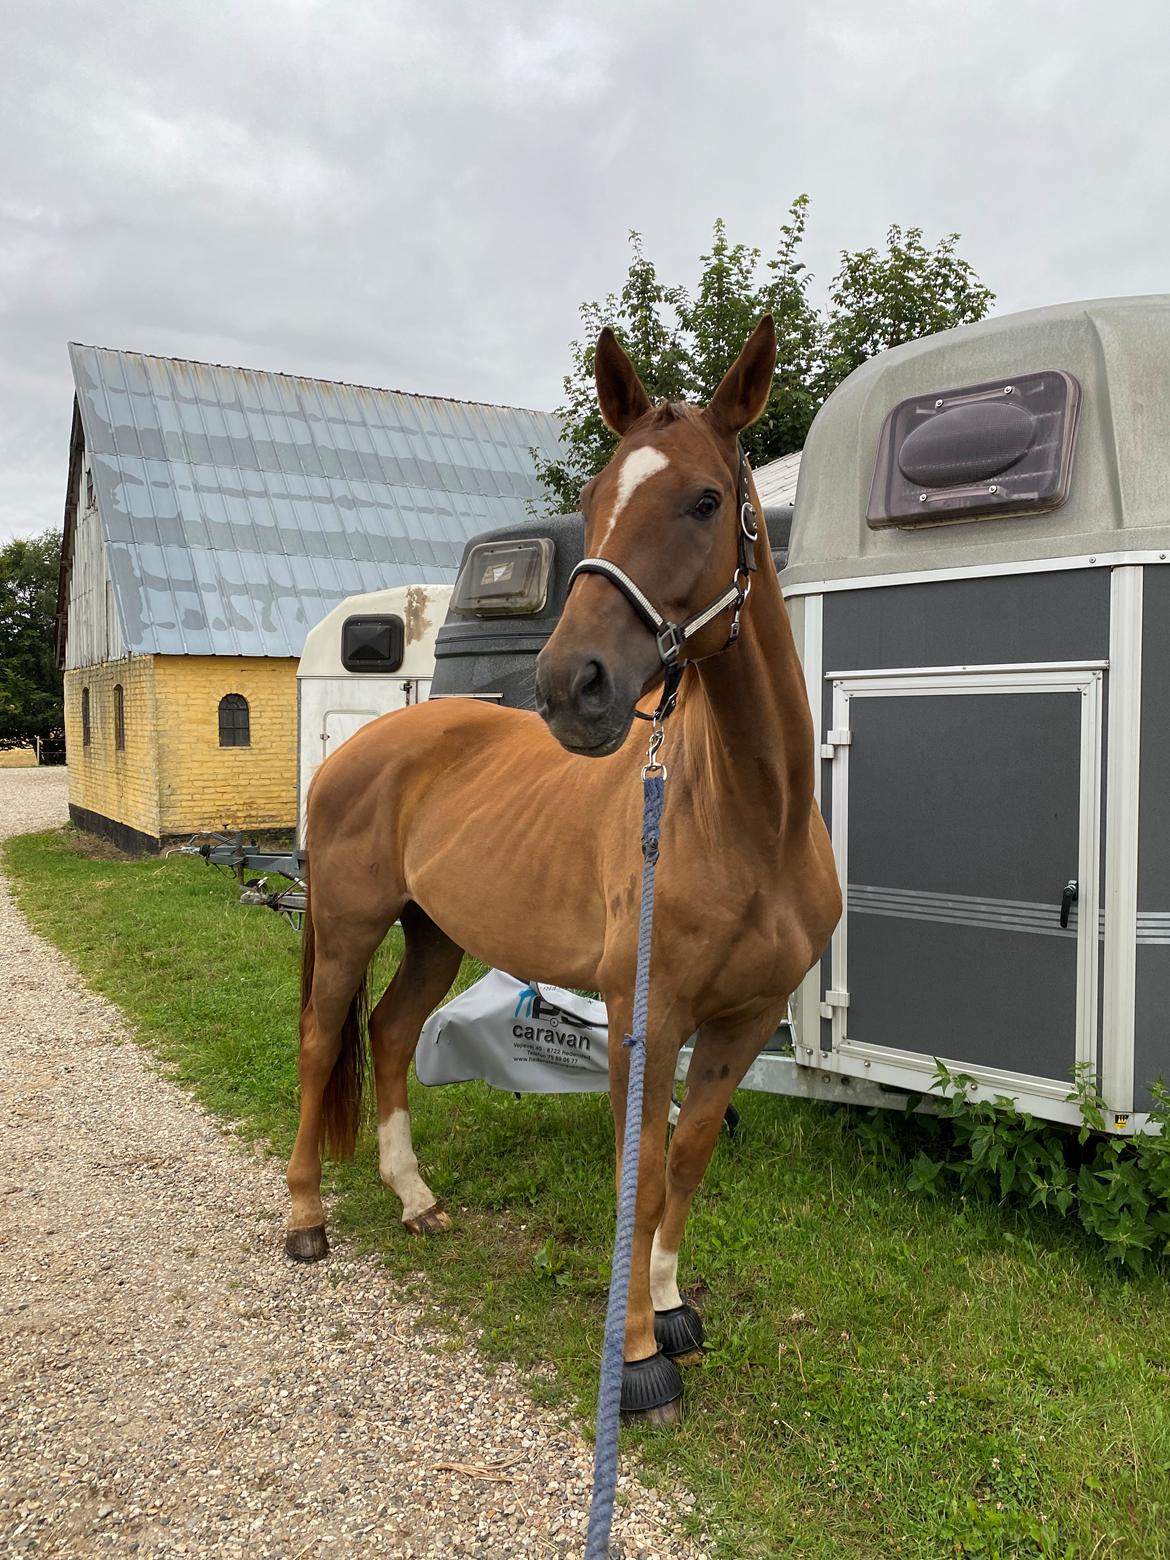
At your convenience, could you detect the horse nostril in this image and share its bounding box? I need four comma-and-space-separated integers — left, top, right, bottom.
570, 657, 613, 718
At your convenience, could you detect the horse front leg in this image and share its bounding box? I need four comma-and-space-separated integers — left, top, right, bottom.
605, 993, 687, 1426
651, 1005, 784, 1361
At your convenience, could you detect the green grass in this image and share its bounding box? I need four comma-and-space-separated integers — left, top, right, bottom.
7, 825, 1170, 1558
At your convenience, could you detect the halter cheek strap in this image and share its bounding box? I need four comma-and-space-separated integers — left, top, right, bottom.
566, 442, 759, 721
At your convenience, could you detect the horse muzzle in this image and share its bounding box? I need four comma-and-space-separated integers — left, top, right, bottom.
534, 646, 639, 757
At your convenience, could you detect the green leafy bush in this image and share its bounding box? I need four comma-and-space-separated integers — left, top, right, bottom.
864, 1062, 1170, 1274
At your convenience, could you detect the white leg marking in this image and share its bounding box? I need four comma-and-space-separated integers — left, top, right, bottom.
378, 1110, 436, 1222
597, 447, 670, 549
650, 1229, 682, 1310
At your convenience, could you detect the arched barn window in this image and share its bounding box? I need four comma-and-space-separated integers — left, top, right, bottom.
218, 693, 250, 748
113, 684, 125, 751
81, 687, 91, 746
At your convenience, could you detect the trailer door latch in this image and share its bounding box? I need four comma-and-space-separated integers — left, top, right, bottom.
819, 988, 850, 1020
820, 729, 852, 759
1059, 879, 1078, 929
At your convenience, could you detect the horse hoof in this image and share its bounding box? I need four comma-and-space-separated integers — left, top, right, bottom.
404, 1201, 451, 1236
619, 1350, 683, 1424
654, 1302, 705, 1364
285, 1225, 329, 1263
626, 1394, 685, 1427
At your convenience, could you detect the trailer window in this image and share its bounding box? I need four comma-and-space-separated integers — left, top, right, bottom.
219, 693, 250, 747
451, 537, 554, 616
867, 370, 1081, 529
341, 615, 405, 674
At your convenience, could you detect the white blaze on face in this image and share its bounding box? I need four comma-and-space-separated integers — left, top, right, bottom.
378, 1109, 436, 1222
650, 1228, 682, 1310
597, 446, 670, 550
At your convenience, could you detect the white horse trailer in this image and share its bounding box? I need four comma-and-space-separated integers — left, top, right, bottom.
779, 295, 1170, 1135
296, 583, 453, 843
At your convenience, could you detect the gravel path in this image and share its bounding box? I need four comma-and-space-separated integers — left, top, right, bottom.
0, 770, 710, 1560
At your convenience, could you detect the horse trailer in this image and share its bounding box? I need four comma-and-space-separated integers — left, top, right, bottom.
295, 582, 453, 842
780, 295, 1170, 1135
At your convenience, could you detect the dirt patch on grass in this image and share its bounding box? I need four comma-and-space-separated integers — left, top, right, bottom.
59, 826, 137, 863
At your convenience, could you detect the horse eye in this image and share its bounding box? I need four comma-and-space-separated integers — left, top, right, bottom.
692, 492, 721, 520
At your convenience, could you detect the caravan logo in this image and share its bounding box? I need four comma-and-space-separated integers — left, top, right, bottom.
514, 984, 541, 1021
511, 983, 598, 1059
513, 984, 601, 1028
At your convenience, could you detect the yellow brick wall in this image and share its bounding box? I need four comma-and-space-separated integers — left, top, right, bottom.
0, 746, 38, 768
64, 658, 162, 838
153, 656, 297, 835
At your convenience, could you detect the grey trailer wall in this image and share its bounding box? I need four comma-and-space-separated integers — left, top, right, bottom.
1136, 566, 1170, 1111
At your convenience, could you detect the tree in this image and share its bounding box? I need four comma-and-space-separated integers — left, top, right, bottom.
818, 225, 995, 394
674, 210, 823, 472
753, 195, 824, 467
0, 530, 63, 749
532, 201, 994, 513
531, 233, 690, 515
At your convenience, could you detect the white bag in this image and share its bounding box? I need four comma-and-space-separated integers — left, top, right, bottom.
415, 968, 610, 1093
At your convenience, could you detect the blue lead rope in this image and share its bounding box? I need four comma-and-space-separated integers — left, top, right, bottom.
584, 768, 666, 1560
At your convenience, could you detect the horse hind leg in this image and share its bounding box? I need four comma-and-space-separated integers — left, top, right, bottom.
369, 902, 464, 1234
286, 906, 390, 1262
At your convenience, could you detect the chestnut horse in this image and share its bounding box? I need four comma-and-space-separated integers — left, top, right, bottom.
289, 316, 840, 1421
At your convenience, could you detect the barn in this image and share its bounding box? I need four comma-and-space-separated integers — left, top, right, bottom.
56, 345, 563, 852
752, 448, 802, 508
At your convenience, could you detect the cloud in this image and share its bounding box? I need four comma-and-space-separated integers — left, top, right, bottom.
2, 0, 1170, 542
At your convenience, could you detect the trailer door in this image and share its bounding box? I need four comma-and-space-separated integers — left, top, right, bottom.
318, 677, 427, 760
826, 665, 1103, 1102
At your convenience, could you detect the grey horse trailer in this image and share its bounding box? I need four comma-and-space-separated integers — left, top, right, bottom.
430, 512, 793, 707
779, 295, 1170, 1135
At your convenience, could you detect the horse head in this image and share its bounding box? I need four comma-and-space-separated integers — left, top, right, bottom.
535, 315, 777, 756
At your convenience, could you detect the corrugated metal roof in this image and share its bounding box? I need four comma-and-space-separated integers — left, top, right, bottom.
753, 449, 802, 507
68, 344, 565, 658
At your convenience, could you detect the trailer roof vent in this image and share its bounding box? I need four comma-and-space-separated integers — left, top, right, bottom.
867, 370, 1080, 529
451, 536, 555, 616
341, 614, 405, 673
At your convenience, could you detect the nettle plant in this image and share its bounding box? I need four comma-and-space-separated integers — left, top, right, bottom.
865, 1062, 1170, 1273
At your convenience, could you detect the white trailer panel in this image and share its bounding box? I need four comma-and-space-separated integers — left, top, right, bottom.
296, 583, 453, 842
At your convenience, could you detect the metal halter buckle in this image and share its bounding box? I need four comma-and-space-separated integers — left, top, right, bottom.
655, 621, 685, 666
740, 500, 759, 542
726, 571, 752, 645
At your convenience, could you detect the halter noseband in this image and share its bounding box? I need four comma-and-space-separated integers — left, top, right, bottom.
566, 442, 759, 722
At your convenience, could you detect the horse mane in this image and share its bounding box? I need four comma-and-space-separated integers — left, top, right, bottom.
631, 401, 693, 434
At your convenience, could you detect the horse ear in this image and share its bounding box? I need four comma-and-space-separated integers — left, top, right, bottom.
594, 327, 652, 436
706, 315, 777, 437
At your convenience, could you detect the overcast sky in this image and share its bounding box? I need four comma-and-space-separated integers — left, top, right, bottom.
2, 0, 1169, 543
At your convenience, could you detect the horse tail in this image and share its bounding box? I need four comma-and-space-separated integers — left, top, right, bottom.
300, 879, 368, 1162
299, 879, 316, 1011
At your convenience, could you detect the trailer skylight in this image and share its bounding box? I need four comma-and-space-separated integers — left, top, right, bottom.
867, 370, 1080, 528
341, 615, 405, 673
451, 536, 555, 616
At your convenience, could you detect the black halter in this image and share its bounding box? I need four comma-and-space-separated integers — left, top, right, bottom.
566, 441, 759, 723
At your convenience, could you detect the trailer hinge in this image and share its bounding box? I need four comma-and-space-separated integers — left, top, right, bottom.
820, 729, 852, 759
819, 988, 850, 1020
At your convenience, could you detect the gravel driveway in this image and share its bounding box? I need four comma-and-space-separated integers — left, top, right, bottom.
0, 770, 709, 1560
